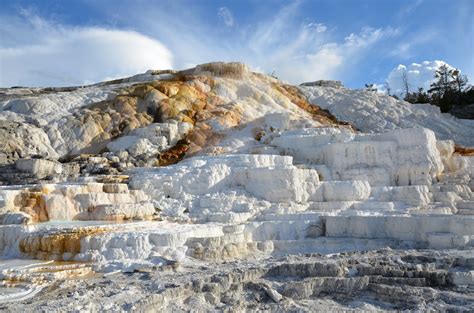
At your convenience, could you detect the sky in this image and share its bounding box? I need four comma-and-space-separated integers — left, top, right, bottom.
0, 0, 473, 92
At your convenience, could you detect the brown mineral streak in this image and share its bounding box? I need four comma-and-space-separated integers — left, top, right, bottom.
454, 144, 474, 156
15, 187, 51, 222
31, 64, 350, 170
19, 227, 108, 260
273, 83, 356, 130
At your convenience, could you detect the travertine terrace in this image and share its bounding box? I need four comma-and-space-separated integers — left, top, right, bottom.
0, 62, 473, 311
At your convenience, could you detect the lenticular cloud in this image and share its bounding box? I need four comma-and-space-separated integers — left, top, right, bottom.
0, 27, 173, 87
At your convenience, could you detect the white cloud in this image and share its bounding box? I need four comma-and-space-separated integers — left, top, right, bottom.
304, 23, 327, 33
218, 7, 234, 27
275, 27, 398, 83
120, 1, 390, 84
0, 14, 173, 87
398, 0, 424, 18
390, 29, 438, 59
0, 2, 402, 86
385, 60, 456, 96
241, 4, 398, 83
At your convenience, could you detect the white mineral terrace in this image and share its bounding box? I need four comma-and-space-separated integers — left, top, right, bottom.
0, 64, 473, 309
1, 125, 473, 304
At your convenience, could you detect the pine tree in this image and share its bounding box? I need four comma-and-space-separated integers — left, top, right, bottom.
428, 64, 456, 97
428, 64, 457, 112
415, 88, 430, 103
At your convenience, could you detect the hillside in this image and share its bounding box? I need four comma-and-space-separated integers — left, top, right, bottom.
0, 62, 473, 311
301, 83, 474, 146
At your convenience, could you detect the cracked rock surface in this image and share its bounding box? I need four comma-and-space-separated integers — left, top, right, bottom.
1, 249, 472, 312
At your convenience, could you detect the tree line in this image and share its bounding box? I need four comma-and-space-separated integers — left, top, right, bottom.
367, 65, 474, 113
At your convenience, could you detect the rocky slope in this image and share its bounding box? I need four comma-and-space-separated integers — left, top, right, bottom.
0, 62, 473, 311
300, 83, 474, 146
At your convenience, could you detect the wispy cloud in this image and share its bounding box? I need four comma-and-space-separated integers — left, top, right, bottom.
390, 28, 438, 59
304, 23, 327, 33
397, 0, 424, 19
131, 1, 399, 83
218, 7, 234, 27
290, 26, 399, 83
0, 2, 402, 86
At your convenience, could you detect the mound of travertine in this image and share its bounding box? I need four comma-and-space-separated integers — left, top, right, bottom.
0, 62, 346, 183
300, 83, 474, 146
0, 62, 473, 309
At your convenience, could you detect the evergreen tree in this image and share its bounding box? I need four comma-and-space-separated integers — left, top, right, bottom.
391, 64, 472, 114
428, 64, 457, 112
415, 88, 430, 103
429, 64, 456, 96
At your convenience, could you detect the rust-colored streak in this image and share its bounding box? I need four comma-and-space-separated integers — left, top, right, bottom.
55, 70, 358, 170
158, 139, 191, 166
454, 145, 474, 156
19, 227, 108, 260
273, 83, 357, 131
15, 187, 51, 223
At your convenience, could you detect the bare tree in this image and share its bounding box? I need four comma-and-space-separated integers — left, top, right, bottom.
452, 69, 468, 93
401, 68, 410, 97
384, 81, 391, 96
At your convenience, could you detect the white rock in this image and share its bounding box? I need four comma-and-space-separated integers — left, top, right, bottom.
272, 127, 443, 186
301, 85, 474, 146
130, 123, 169, 147
325, 215, 474, 248
371, 186, 431, 207
0, 212, 32, 225
449, 271, 474, 286
15, 158, 62, 177
107, 136, 140, 153
90, 203, 155, 220
157, 198, 186, 217
322, 181, 370, 202
245, 167, 319, 203
43, 194, 77, 220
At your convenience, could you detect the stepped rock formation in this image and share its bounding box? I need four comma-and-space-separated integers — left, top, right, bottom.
0, 62, 473, 311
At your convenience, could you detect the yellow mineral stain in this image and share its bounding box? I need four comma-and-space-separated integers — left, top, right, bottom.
19, 227, 108, 261
15, 188, 50, 223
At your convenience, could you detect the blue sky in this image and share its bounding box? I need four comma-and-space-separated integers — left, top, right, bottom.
0, 0, 473, 90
